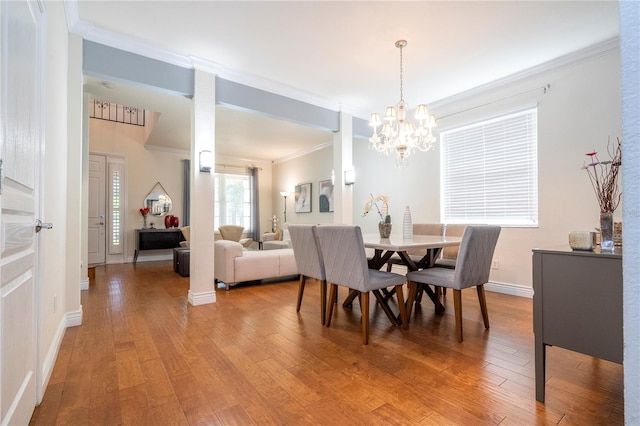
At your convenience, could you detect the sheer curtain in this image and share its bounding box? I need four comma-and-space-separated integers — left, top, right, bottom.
249, 166, 260, 239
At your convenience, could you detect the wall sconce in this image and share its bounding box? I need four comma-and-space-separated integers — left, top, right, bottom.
199, 150, 212, 172
344, 169, 355, 185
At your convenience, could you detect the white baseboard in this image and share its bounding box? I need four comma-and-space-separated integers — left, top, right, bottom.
188, 290, 216, 306
80, 278, 89, 291
38, 314, 67, 403
66, 306, 83, 327
128, 253, 173, 263
485, 281, 533, 298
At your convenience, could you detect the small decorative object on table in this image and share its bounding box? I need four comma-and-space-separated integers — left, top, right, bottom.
171, 216, 179, 228
403, 206, 413, 239
363, 194, 392, 238
569, 231, 597, 251
139, 207, 150, 229
165, 214, 174, 229
582, 137, 621, 251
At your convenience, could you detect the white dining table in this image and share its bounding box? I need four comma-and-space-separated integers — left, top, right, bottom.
362, 233, 462, 271
341, 233, 462, 322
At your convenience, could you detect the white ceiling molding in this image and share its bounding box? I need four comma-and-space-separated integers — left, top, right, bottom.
272, 141, 333, 165
431, 37, 620, 112
145, 144, 189, 156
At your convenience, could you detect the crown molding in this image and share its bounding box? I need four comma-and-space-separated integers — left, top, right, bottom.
272, 141, 333, 164
145, 144, 190, 156
430, 37, 620, 111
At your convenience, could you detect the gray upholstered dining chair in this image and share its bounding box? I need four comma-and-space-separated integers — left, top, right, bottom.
288, 224, 327, 325
385, 223, 444, 272
434, 224, 468, 269
406, 225, 501, 342
317, 225, 408, 345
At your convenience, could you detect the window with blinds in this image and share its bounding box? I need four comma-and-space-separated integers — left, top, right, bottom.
214, 172, 252, 230
440, 107, 538, 226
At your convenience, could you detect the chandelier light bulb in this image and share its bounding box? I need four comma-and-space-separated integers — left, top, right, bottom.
368, 40, 437, 166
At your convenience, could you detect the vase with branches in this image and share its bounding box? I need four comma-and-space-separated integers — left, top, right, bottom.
582, 137, 621, 250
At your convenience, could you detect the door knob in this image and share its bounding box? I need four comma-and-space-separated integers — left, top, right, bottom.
35, 219, 53, 233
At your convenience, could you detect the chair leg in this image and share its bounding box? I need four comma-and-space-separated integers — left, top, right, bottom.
320, 280, 327, 325
477, 284, 490, 329
326, 284, 337, 327
395, 285, 408, 330
361, 291, 370, 345
434, 286, 443, 314
296, 275, 307, 312
406, 281, 418, 320
386, 262, 393, 272
453, 289, 463, 342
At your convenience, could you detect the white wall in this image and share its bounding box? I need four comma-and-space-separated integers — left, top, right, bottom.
276, 44, 622, 293
272, 146, 334, 226
89, 119, 188, 262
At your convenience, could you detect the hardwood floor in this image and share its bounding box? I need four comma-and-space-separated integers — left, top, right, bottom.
30, 261, 624, 425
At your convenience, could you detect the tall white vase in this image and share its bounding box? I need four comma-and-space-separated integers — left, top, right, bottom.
403, 206, 413, 239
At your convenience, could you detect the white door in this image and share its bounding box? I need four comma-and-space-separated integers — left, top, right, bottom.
88, 154, 106, 265
0, 1, 43, 424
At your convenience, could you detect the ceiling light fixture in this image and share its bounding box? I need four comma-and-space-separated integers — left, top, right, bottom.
369, 40, 437, 166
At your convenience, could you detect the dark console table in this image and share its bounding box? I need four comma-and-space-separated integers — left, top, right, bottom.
532, 246, 622, 403
134, 229, 184, 264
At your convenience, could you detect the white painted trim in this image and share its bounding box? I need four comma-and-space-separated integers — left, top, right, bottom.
272, 141, 333, 164
128, 253, 173, 263
80, 278, 89, 291
66, 306, 83, 327
39, 313, 67, 402
485, 281, 533, 298
188, 289, 216, 306
145, 144, 190, 156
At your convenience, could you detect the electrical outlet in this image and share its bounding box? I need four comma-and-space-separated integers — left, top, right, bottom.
491, 259, 499, 270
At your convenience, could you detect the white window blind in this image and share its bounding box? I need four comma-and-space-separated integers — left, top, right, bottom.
441, 108, 538, 226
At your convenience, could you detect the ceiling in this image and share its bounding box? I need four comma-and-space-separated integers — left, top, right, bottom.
76, 1, 619, 161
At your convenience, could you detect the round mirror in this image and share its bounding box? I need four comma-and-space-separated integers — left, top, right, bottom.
144, 191, 172, 216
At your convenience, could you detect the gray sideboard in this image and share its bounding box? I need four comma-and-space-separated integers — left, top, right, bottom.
532, 246, 622, 403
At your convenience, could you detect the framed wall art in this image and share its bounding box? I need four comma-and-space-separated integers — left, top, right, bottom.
319, 179, 334, 212
294, 183, 311, 213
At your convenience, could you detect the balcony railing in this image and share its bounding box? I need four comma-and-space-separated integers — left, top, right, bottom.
89, 99, 146, 126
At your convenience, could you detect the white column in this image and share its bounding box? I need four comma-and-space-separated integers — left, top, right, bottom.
620, 2, 640, 423
188, 69, 216, 305
332, 112, 354, 225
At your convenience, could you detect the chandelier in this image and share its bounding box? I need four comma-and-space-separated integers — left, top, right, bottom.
369, 40, 437, 166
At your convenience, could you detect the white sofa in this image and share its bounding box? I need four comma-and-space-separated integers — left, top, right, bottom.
214, 240, 298, 290
261, 223, 292, 250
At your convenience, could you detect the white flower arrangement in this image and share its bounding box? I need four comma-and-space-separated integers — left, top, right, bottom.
363, 194, 390, 223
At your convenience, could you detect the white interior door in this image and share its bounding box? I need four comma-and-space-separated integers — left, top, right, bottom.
88, 154, 106, 265
0, 1, 42, 424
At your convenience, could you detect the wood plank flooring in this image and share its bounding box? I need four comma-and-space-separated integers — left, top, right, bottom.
30, 261, 624, 425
